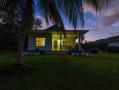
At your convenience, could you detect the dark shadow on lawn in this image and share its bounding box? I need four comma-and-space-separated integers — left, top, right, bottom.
0, 64, 35, 77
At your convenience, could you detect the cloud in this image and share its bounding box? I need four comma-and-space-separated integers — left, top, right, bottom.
83, 4, 96, 15
78, 0, 119, 41
98, 0, 119, 29
83, 0, 119, 30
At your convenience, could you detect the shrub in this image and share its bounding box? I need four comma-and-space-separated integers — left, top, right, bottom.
67, 50, 72, 55
40, 50, 45, 55
88, 48, 99, 54
108, 47, 119, 53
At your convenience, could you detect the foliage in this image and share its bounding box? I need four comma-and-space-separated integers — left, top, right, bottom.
82, 41, 108, 52
108, 47, 119, 53
82, 41, 97, 50
0, 24, 18, 52
33, 17, 42, 30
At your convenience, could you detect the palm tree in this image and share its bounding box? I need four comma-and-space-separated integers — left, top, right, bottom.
0, 0, 112, 64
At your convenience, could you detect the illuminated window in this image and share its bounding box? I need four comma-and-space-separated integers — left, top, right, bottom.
36, 38, 45, 46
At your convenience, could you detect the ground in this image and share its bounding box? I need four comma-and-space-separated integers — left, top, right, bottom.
0, 53, 119, 90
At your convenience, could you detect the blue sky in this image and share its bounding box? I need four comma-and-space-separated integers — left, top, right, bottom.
63, 10, 119, 41
82, 0, 119, 41
36, 0, 119, 41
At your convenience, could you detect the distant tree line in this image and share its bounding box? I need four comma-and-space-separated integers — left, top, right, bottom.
82, 41, 108, 52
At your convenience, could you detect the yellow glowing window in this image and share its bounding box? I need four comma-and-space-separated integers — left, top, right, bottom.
36, 38, 45, 46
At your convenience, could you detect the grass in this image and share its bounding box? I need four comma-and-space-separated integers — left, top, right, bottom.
0, 53, 119, 90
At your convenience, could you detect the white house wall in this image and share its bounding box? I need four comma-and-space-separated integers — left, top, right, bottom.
109, 41, 119, 47
28, 34, 52, 51
28, 36, 36, 50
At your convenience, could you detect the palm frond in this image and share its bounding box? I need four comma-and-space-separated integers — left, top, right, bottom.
83, 0, 111, 12
0, 0, 35, 32
1, 0, 112, 30
57, 0, 111, 29
0, 0, 6, 10
57, 0, 84, 29
38, 0, 64, 28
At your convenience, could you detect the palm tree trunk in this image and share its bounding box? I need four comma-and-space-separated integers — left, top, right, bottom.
16, 33, 25, 64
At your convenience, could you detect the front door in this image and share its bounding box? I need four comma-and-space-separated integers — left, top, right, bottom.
52, 40, 60, 51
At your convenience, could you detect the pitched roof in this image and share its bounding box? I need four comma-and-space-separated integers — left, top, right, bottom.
107, 35, 119, 42
45, 25, 64, 31
30, 25, 89, 35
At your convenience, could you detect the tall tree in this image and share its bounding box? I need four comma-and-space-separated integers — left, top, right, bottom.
0, 0, 112, 64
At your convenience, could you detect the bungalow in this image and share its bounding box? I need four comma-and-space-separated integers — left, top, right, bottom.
108, 35, 119, 47
26, 25, 88, 54
94, 35, 119, 53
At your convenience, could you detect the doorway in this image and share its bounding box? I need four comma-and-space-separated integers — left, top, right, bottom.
52, 40, 60, 51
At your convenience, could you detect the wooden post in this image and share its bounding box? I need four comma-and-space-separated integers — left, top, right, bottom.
78, 34, 81, 50
60, 33, 62, 51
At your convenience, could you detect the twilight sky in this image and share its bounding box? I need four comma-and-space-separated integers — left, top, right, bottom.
36, 0, 119, 41
83, 0, 119, 41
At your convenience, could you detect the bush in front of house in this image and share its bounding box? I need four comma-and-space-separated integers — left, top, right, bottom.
40, 50, 45, 55
67, 50, 72, 55
108, 47, 119, 53
88, 48, 99, 54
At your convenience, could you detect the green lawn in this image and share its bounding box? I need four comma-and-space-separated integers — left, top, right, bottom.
0, 53, 119, 90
